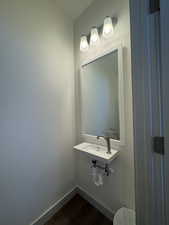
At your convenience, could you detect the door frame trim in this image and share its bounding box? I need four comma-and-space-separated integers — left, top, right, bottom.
160, 0, 169, 224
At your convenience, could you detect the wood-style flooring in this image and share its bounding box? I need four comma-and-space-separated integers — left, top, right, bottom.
44, 194, 112, 225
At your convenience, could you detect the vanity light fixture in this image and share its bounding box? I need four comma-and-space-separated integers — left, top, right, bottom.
80, 35, 89, 52
103, 16, 114, 38
90, 27, 100, 46
80, 16, 117, 52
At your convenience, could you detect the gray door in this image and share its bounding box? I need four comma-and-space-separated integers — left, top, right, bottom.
130, 0, 166, 224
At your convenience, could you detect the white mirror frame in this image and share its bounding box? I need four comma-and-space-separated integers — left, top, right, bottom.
80, 43, 125, 150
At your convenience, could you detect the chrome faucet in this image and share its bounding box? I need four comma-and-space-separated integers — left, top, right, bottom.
97, 135, 111, 154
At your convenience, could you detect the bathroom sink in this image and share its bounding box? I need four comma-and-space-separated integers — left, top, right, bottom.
74, 142, 119, 164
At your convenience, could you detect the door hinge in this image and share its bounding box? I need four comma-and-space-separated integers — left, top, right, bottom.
153, 136, 164, 155
150, 0, 160, 14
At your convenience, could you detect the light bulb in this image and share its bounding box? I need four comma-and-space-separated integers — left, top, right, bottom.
90, 27, 100, 46
80, 35, 89, 52
103, 16, 114, 38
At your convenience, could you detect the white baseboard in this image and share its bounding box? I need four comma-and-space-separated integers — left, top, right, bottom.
30, 187, 77, 225
30, 185, 115, 225
76, 185, 115, 221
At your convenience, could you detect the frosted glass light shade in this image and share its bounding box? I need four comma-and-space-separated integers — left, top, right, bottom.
90, 27, 100, 46
80, 36, 89, 52
103, 17, 114, 38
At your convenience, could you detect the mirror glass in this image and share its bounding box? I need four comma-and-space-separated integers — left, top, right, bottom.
81, 50, 120, 140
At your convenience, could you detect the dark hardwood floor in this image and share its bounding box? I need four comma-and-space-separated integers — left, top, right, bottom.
44, 194, 112, 225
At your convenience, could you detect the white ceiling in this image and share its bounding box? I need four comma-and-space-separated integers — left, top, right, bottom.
57, 0, 95, 20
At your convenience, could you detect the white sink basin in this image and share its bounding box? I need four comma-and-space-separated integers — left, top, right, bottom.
74, 142, 119, 164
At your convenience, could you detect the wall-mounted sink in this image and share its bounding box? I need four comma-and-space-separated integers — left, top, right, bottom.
74, 142, 119, 164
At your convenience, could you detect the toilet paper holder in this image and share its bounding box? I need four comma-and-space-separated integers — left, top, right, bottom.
91, 160, 113, 176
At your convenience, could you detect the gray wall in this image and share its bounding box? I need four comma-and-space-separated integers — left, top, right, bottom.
0, 1, 75, 225
74, 0, 135, 212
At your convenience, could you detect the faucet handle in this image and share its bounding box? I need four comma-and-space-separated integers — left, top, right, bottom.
103, 129, 114, 138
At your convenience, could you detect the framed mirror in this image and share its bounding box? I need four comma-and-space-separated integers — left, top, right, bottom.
80, 44, 125, 147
